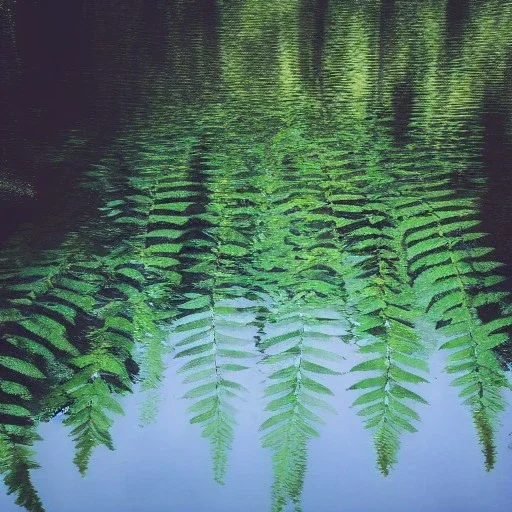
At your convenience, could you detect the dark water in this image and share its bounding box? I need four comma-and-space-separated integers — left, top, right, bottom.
1, 1, 512, 511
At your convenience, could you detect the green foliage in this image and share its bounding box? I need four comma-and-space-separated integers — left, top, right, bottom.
259, 304, 344, 512
342, 189, 430, 474
350, 326, 429, 474
50, 305, 131, 476
168, 129, 259, 482
0, 426, 44, 512
173, 290, 258, 484
1, 3, 512, 512
135, 296, 170, 426
248, 127, 349, 510
391, 147, 512, 469
62, 378, 123, 475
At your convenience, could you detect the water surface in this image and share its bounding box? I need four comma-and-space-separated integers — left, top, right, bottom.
1, 1, 512, 511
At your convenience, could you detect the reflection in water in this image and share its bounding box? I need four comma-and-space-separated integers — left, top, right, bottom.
1, 1, 512, 511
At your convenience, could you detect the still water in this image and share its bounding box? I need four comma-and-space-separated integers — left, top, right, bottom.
1, 1, 512, 511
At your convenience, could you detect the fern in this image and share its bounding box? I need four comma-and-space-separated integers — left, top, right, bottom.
45, 258, 137, 475
259, 303, 343, 512
314, 120, 432, 475
134, 293, 170, 426
0, 132, 200, 479
1, 5, 512, 510
349, 317, 429, 474
62, 379, 123, 475
249, 127, 349, 510
173, 290, 257, 484
0, 255, 109, 483
170, 132, 259, 482
294, 115, 429, 475
0, 255, 105, 363
50, 311, 130, 476
0, 426, 44, 512
392, 149, 512, 468
346, 247, 429, 475
91, 136, 203, 424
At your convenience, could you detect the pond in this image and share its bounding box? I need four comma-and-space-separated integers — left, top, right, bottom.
1, 1, 512, 511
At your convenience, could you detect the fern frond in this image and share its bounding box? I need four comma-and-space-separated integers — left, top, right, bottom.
349, 321, 429, 474
173, 289, 258, 484
63, 378, 123, 476
335, 136, 430, 475
260, 303, 344, 511
392, 157, 512, 469
133, 293, 171, 426
347, 262, 429, 475
0, 426, 44, 512
50, 291, 134, 475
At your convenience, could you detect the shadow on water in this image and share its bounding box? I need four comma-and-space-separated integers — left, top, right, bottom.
481, 107, 512, 278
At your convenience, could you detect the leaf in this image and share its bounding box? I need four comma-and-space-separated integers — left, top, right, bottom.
0, 357, 45, 379
351, 358, 387, 372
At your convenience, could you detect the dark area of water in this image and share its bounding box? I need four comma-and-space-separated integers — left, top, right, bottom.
2, 0, 512, 256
